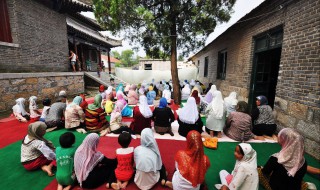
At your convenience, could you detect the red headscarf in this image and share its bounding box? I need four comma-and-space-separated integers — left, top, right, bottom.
175, 130, 210, 187
191, 90, 200, 105
99, 85, 105, 93
79, 94, 88, 110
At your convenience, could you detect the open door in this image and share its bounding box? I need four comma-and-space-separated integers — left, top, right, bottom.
249, 28, 283, 111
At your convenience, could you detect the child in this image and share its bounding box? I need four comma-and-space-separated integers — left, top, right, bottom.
114, 132, 135, 189
56, 132, 77, 190
85, 59, 91, 71
12, 98, 30, 122
104, 92, 114, 115
21, 122, 56, 176
39, 98, 51, 122
29, 96, 41, 121
97, 65, 101, 78
215, 143, 259, 190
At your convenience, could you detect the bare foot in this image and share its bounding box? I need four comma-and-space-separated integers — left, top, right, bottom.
111, 182, 120, 190
100, 128, 109, 136
272, 134, 278, 142
63, 185, 72, 190
263, 135, 274, 140
120, 181, 128, 189
41, 165, 54, 176
161, 179, 173, 189
57, 184, 63, 190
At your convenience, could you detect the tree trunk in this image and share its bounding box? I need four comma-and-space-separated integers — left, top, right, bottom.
170, 17, 181, 104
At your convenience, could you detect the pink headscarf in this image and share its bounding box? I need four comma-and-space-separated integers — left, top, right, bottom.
110, 101, 124, 123
74, 133, 104, 187
273, 128, 305, 177
116, 91, 127, 106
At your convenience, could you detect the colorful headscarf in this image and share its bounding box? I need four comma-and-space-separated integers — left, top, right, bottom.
179, 97, 199, 124
175, 131, 210, 187
191, 90, 200, 104
273, 128, 305, 177
139, 96, 152, 118
116, 83, 124, 92
116, 91, 127, 106
27, 122, 55, 149
148, 86, 154, 91
159, 97, 167, 108
74, 133, 104, 187
87, 94, 102, 110
67, 96, 83, 109
99, 85, 105, 93
79, 94, 88, 109
134, 128, 162, 172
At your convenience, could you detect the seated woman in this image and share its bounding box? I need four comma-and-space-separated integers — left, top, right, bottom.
39, 98, 51, 122
224, 91, 238, 118
12, 98, 30, 123
45, 97, 66, 129
134, 128, 171, 189
103, 101, 135, 136
130, 96, 153, 134
251, 95, 277, 139
205, 91, 226, 138
29, 96, 41, 121
152, 97, 175, 136
215, 143, 259, 190
181, 84, 191, 101
170, 130, 210, 190
127, 84, 139, 105
74, 133, 118, 189
162, 84, 171, 103
200, 84, 217, 114
21, 122, 56, 176
191, 90, 201, 109
116, 83, 124, 93
147, 86, 156, 105
224, 101, 264, 141
124, 83, 131, 94
85, 94, 108, 133
65, 96, 86, 133
178, 97, 203, 137
259, 128, 307, 190
79, 94, 88, 110
116, 92, 132, 117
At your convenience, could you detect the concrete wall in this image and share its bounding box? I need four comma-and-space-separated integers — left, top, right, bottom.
0, 0, 69, 73
0, 73, 84, 111
191, 0, 320, 158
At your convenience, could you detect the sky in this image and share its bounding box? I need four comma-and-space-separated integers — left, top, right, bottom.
82, 0, 264, 59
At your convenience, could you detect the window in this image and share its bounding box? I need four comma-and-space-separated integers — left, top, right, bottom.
0, 0, 12, 43
145, 64, 152, 70
204, 57, 208, 77
217, 50, 227, 80
197, 60, 200, 66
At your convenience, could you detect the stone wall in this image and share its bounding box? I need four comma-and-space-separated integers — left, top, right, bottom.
0, 73, 84, 111
190, 0, 320, 159
0, 0, 69, 73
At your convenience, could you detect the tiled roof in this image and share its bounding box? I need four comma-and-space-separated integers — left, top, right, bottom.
67, 17, 122, 48
101, 55, 121, 63
59, 0, 93, 12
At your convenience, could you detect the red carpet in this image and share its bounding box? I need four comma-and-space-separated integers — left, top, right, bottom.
45, 136, 186, 190
0, 119, 30, 148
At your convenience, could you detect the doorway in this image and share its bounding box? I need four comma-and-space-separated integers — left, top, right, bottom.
249, 28, 283, 111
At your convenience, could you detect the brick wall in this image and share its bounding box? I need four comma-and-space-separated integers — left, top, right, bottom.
0, 73, 85, 111
191, 0, 320, 159
0, 0, 69, 72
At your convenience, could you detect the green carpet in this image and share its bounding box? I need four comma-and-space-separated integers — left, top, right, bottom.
0, 130, 319, 190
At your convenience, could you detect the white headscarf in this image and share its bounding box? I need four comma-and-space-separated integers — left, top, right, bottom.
139, 96, 153, 118
209, 85, 217, 95
182, 84, 191, 95
206, 91, 224, 119
29, 96, 38, 110
179, 97, 199, 124
12, 98, 28, 115
190, 79, 196, 86
59, 90, 67, 97
234, 143, 257, 170
273, 128, 305, 177
134, 128, 162, 172
224, 92, 238, 106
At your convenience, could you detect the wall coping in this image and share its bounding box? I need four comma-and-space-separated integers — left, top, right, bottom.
0, 41, 20, 48
0, 72, 83, 79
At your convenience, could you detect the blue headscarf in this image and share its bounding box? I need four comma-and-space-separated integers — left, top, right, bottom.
256, 95, 268, 105
116, 83, 124, 92
67, 96, 83, 109
159, 97, 167, 108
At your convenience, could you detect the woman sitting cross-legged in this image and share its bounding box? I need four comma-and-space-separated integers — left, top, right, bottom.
85, 94, 108, 134
12, 98, 30, 123
127, 84, 139, 105
169, 130, 210, 190
224, 101, 264, 141
215, 143, 259, 190
258, 128, 308, 190
101, 101, 135, 136
251, 95, 277, 140
130, 96, 153, 134
21, 122, 56, 176
152, 97, 175, 136
64, 96, 86, 134
134, 128, 172, 189
74, 133, 118, 189
116, 91, 132, 117
178, 97, 203, 137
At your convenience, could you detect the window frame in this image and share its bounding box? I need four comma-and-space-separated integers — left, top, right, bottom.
217, 50, 227, 80
204, 56, 209, 77
0, 0, 13, 43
